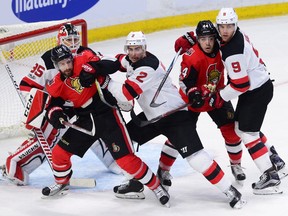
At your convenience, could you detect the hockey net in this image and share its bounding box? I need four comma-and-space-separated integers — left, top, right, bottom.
0, 19, 88, 139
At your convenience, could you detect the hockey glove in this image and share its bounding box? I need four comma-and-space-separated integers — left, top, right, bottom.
79, 63, 97, 88
46, 107, 67, 129
174, 31, 196, 54
187, 87, 204, 108
208, 92, 224, 109
200, 84, 216, 98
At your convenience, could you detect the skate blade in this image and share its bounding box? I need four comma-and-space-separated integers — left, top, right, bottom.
235, 179, 245, 187
233, 199, 247, 209
115, 192, 145, 200
253, 186, 283, 195
278, 167, 288, 180
41, 190, 69, 199
164, 201, 171, 208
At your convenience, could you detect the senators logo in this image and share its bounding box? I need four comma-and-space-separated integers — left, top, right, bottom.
64, 77, 84, 94
206, 63, 221, 85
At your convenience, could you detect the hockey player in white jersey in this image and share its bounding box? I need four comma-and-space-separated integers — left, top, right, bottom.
1, 23, 121, 186
210, 8, 284, 194
82, 31, 246, 208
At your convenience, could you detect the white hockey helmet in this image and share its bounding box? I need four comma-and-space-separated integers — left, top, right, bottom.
124, 31, 147, 52
216, 7, 238, 29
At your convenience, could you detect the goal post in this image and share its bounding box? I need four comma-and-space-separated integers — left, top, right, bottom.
0, 19, 88, 139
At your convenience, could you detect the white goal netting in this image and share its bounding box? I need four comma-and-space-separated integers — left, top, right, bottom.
0, 19, 87, 139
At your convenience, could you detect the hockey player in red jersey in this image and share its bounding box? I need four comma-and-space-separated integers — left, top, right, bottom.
174, 8, 286, 194
1, 23, 120, 186
41, 44, 170, 207
92, 31, 246, 208
178, 20, 245, 182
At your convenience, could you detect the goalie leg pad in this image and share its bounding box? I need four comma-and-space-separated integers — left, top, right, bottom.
5, 137, 45, 185
90, 139, 122, 174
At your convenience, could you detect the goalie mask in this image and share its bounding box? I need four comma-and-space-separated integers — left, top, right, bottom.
57, 23, 81, 54
124, 31, 147, 52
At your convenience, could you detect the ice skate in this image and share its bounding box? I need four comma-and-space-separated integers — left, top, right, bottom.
157, 167, 172, 191
269, 147, 287, 179
252, 167, 282, 195
113, 179, 145, 199
152, 184, 170, 207
224, 185, 246, 209
42, 183, 69, 197
230, 163, 246, 185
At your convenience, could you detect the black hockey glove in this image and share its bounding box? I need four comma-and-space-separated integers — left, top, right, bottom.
46, 107, 67, 129
79, 63, 97, 88
188, 87, 204, 108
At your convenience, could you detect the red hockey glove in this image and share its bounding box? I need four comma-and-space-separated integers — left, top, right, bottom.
79, 63, 97, 87
200, 84, 216, 98
46, 107, 67, 129
208, 92, 224, 109
174, 31, 196, 54
187, 87, 204, 108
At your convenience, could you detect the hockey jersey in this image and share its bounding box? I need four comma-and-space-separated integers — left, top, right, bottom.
108, 52, 186, 120
45, 50, 101, 108
19, 46, 96, 98
179, 43, 225, 112
219, 28, 270, 101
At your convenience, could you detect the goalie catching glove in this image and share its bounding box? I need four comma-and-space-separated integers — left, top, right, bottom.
46, 107, 68, 129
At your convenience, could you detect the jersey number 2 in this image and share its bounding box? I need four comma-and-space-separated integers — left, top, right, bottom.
136, 71, 148, 83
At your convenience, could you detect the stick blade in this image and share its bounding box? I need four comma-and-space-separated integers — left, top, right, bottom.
150, 101, 166, 107
70, 178, 96, 188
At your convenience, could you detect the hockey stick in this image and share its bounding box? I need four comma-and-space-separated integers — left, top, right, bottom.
95, 79, 117, 109
0, 50, 95, 187
60, 113, 96, 136
130, 102, 190, 127
150, 48, 182, 107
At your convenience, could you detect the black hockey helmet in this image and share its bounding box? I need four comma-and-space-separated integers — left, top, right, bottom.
196, 20, 217, 37
51, 44, 73, 65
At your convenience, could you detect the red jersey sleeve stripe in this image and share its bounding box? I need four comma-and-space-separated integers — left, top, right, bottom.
122, 79, 143, 100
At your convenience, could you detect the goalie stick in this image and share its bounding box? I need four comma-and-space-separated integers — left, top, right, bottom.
150, 48, 182, 107
0, 49, 95, 188
130, 103, 190, 127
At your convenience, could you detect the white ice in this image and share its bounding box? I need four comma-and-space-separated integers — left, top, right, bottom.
1, 15, 288, 216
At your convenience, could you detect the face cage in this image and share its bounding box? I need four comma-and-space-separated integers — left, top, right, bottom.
60, 35, 81, 54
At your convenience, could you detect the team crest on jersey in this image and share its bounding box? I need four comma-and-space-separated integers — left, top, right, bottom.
64, 77, 84, 94
206, 63, 221, 85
